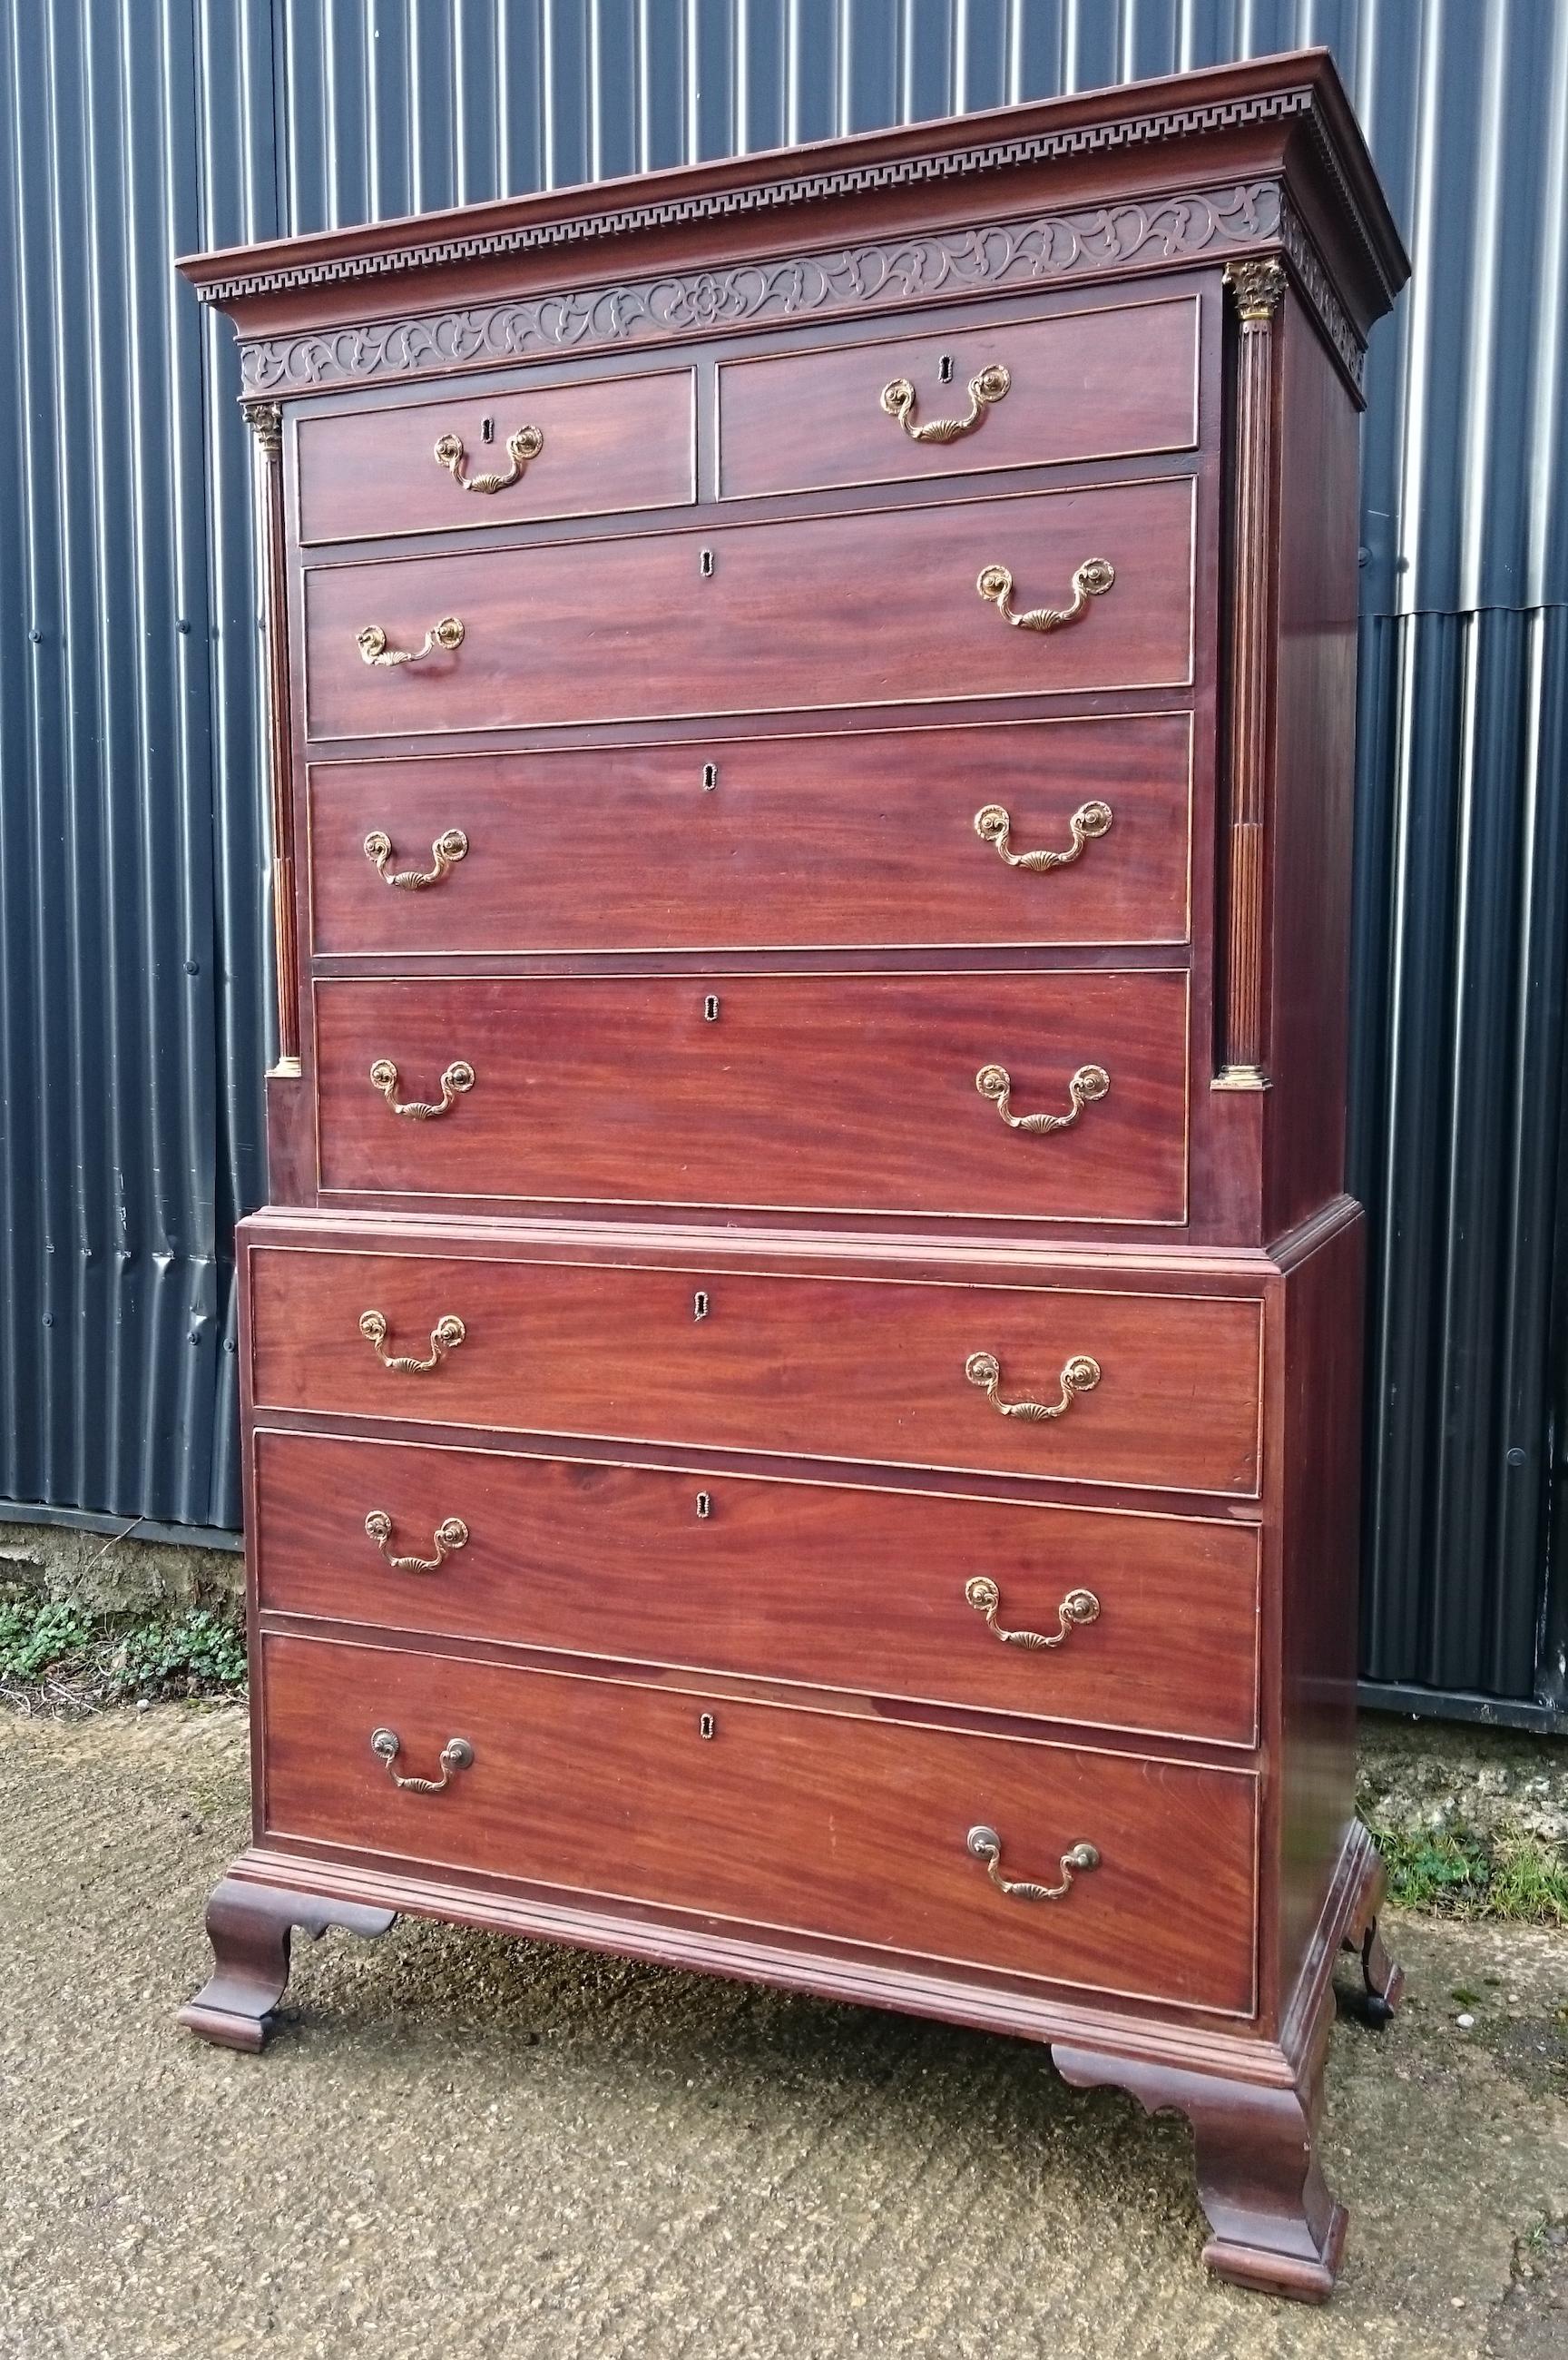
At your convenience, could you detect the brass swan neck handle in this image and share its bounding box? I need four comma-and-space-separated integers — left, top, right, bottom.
976, 559, 1113, 633
965, 1577, 1101, 1650
880, 361, 1010, 443
974, 801, 1113, 871
364, 829, 469, 889
357, 615, 465, 665
965, 1351, 1101, 1421
358, 1309, 466, 1374
370, 1727, 475, 1794
434, 424, 543, 494
966, 1824, 1100, 1901
364, 1510, 469, 1574
368, 1058, 475, 1119
975, 1063, 1110, 1134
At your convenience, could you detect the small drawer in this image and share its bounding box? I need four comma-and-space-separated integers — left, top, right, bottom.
307, 713, 1192, 957
260, 1633, 1259, 2012
254, 1431, 1261, 1745
719, 294, 1200, 498
313, 969, 1190, 1224
302, 477, 1195, 739
295, 368, 696, 545
245, 1245, 1264, 1496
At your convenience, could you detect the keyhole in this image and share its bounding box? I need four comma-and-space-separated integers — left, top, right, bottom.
698, 1712, 716, 1740
938, 354, 955, 384
695, 1490, 711, 1519
693, 1290, 710, 1321
703, 994, 720, 1022
701, 548, 714, 577
702, 762, 718, 792
480, 416, 495, 443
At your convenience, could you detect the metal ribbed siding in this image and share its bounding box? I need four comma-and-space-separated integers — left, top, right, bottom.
2, 4, 1564, 1721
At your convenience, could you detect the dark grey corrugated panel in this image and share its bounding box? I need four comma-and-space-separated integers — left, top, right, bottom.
3, 4, 1564, 1725
0, 1, 275, 1531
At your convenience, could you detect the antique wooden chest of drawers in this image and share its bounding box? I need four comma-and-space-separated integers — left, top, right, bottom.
178, 50, 1408, 2302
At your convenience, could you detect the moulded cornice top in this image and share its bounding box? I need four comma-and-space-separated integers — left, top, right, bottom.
177, 48, 1408, 329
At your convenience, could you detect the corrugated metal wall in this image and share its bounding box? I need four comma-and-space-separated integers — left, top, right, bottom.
2, 2, 1564, 1723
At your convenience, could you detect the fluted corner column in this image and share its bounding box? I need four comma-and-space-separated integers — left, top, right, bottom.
1214, 256, 1287, 1093
240, 397, 300, 1073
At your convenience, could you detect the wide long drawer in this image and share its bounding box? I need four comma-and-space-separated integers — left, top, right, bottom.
307, 713, 1193, 957
302, 477, 1195, 739
313, 970, 1189, 1224
260, 1633, 1258, 2012
253, 1431, 1260, 1745
246, 1247, 1264, 1495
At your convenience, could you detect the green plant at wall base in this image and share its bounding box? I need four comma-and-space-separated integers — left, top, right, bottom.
1367, 1816, 1568, 1925
0, 1598, 96, 1683
0, 1592, 247, 1705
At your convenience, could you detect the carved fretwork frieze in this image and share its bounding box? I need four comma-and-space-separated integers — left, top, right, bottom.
209, 81, 1324, 309
241, 179, 1290, 396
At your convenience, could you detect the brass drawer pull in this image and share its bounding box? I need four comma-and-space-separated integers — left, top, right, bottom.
358, 1309, 466, 1373
965, 1577, 1101, 1649
370, 1727, 474, 1794
368, 1057, 475, 1119
365, 1510, 469, 1574
364, 828, 469, 889
434, 424, 543, 494
965, 1350, 1101, 1421
976, 558, 1113, 633
356, 615, 465, 666
976, 1062, 1109, 1133
966, 1824, 1100, 1901
974, 800, 1113, 871
880, 360, 1009, 443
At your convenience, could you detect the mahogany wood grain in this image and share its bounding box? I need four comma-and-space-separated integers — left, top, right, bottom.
306, 714, 1193, 958
246, 1245, 1263, 1494
717, 293, 1200, 497
260, 1630, 1258, 2011
178, 1878, 396, 2052
301, 477, 1196, 739
297, 366, 695, 545
312, 969, 1190, 1224
252, 1429, 1261, 1745
1261, 300, 1362, 1238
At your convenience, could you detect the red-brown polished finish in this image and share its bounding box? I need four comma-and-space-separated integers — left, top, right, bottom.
252, 1427, 1262, 1745
180, 51, 1408, 2305
298, 364, 696, 545
313, 969, 1191, 1223
248, 1242, 1263, 1494
306, 714, 1194, 958
716, 292, 1200, 497
259, 1630, 1259, 2012
302, 477, 1196, 740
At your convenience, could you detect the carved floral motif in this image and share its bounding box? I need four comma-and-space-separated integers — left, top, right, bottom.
240, 181, 1293, 396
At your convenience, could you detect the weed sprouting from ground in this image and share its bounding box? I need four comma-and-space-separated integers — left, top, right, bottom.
0, 1588, 246, 1713
1367, 1817, 1568, 1925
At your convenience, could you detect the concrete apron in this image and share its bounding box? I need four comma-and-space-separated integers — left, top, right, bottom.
1, 1704, 1565, 2359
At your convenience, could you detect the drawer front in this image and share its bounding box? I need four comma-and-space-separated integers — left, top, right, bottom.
260, 1633, 1258, 2011
309, 715, 1192, 957
296, 368, 696, 545
247, 1250, 1263, 1495
315, 970, 1189, 1224
254, 1431, 1260, 1745
719, 295, 1200, 498
303, 477, 1195, 739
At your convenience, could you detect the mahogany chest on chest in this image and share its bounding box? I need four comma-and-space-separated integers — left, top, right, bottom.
178, 49, 1408, 2301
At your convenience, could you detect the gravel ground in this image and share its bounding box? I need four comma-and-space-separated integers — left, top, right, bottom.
2, 1705, 1566, 2360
